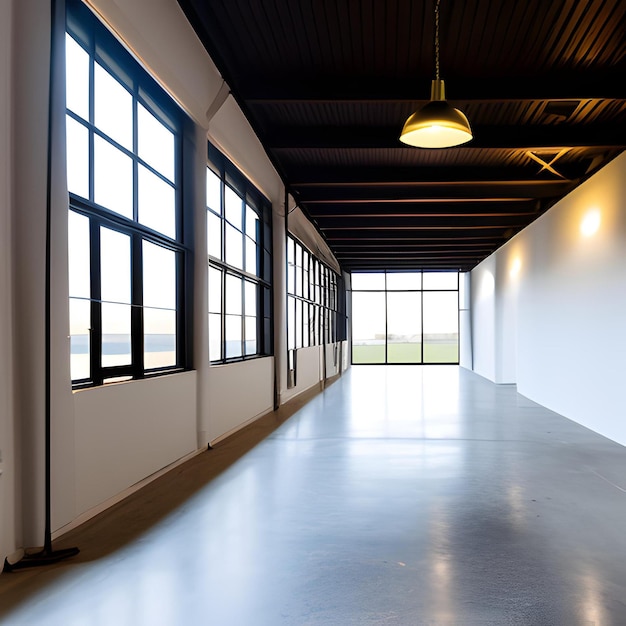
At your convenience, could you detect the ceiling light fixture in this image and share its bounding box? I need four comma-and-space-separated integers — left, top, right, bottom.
400, 0, 472, 148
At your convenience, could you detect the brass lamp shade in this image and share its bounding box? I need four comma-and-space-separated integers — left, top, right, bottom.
400, 80, 472, 148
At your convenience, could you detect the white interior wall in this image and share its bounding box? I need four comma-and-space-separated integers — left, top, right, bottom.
0, 0, 16, 560
469, 256, 497, 382
207, 359, 275, 444
74, 373, 197, 515
471, 152, 626, 445
11, 0, 53, 548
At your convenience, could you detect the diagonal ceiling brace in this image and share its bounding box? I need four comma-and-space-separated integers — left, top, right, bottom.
526, 148, 573, 179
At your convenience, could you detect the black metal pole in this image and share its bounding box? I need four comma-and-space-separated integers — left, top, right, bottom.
3, 0, 78, 572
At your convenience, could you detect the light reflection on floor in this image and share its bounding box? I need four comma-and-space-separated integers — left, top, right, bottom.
2, 365, 624, 625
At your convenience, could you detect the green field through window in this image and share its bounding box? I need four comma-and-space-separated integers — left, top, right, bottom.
352, 342, 458, 364
351, 271, 459, 365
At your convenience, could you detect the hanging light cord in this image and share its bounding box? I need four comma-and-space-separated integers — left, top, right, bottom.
435, 0, 441, 80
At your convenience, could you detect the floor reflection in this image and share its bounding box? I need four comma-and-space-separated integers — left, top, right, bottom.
3, 365, 626, 625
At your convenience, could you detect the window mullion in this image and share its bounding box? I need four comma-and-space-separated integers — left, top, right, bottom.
131, 234, 144, 377
90, 218, 102, 386
220, 268, 226, 361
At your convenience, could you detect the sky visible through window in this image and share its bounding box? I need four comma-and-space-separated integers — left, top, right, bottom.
66, 31, 180, 381
352, 272, 459, 364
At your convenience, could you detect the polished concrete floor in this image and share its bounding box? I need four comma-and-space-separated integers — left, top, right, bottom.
2, 365, 626, 625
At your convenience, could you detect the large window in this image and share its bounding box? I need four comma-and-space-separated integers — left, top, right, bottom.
287, 235, 344, 351
66, 0, 191, 387
351, 271, 459, 364
207, 144, 272, 363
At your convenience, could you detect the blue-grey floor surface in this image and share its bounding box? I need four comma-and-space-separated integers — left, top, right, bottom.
1, 365, 626, 625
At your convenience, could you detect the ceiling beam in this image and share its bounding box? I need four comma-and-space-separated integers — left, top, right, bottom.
242, 72, 626, 102
311, 210, 538, 218
305, 199, 540, 215
266, 124, 626, 150
290, 167, 579, 186
296, 180, 576, 202
314, 214, 532, 229
323, 229, 513, 240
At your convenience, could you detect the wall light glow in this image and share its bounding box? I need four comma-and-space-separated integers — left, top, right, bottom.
479, 270, 495, 299
509, 257, 522, 278
580, 209, 601, 237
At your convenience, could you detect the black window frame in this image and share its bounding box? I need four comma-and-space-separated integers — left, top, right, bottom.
287, 234, 344, 350
350, 270, 459, 365
66, 0, 193, 389
206, 142, 273, 364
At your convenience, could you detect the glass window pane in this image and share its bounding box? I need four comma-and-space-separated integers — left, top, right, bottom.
295, 262, 302, 297
352, 292, 385, 363
246, 205, 258, 241
224, 185, 242, 230
295, 298, 302, 348
94, 136, 133, 218
225, 274, 242, 315
245, 237, 257, 276
65, 35, 89, 120
287, 256, 295, 295
351, 272, 385, 291
303, 266, 309, 300
225, 224, 243, 270
138, 165, 176, 238
311, 305, 320, 346
387, 292, 422, 363
287, 237, 295, 265
144, 308, 176, 369
310, 303, 317, 346
423, 291, 459, 363
209, 313, 222, 361
245, 280, 257, 316
68, 210, 90, 298
287, 296, 295, 350
295, 242, 302, 269
302, 304, 309, 348
138, 103, 175, 181
207, 211, 222, 259
206, 167, 221, 214
208, 266, 222, 314
322, 308, 328, 344
101, 302, 131, 367
423, 272, 458, 290
100, 227, 130, 304
66, 116, 89, 198
69, 297, 90, 380
225, 315, 242, 358
245, 316, 257, 355
386, 272, 422, 290
143, 241, 176, 309
94, 63, 133, 149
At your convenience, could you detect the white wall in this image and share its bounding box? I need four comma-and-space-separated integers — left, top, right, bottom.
11, 0, 54, 548
0, 0, 16, 560
74, 373, 197, 515
471, 152, 626, 445
470, 255, 497, 382
207, 359, 274, 443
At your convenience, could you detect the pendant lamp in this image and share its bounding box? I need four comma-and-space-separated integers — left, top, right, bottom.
400, 0, 472, 148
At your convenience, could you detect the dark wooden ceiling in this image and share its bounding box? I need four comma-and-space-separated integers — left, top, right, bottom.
177, 0, 626, 271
